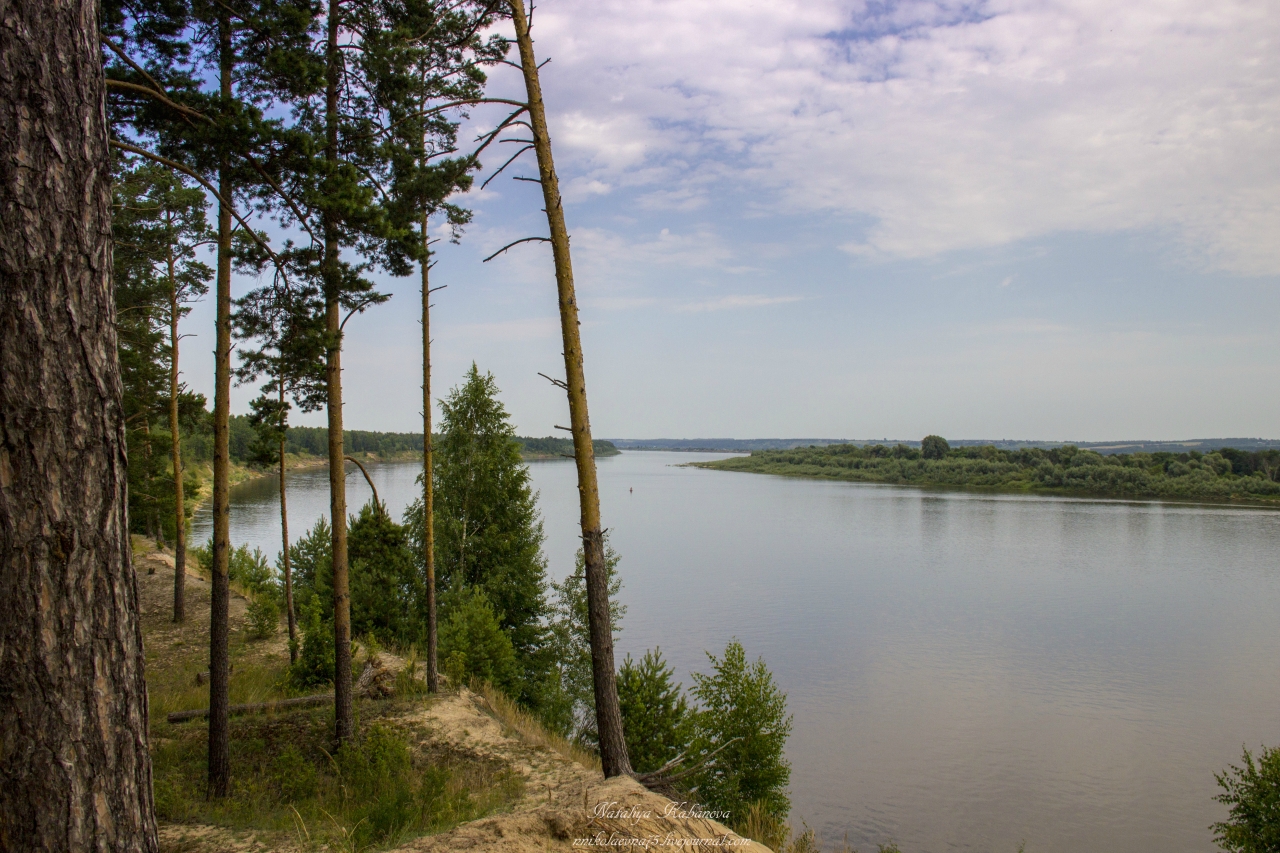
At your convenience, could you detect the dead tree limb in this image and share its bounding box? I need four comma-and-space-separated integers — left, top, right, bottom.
482, 236, 550, 262
344, 455, 381, 512
537, 372, 568, 390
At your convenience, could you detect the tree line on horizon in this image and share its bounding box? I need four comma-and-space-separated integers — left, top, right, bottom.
700, 436, 1280, 502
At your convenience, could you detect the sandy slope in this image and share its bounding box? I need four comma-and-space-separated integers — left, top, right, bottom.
133, 542, 768, 853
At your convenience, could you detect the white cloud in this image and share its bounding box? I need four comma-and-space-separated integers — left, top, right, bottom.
502, 0, 1280, 274
674, 294, 807, 313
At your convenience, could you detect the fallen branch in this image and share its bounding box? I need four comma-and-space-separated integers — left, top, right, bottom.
166, 692, 332, 724
635, 736, 743, 793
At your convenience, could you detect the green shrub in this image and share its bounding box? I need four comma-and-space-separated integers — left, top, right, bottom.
191, 538, 277, 601
229, 544, 276, 598
438, 588, 516, 691
349, 500, 421, 646
247, 596, 280, 640
335, 724, 452, 847
191, 540, 212, 573
1213, 743, 1280, 853
290, 602, 334, 688
690, 639, 793, 826
151, 708, 518, 847
271, 743, 318, 802
546, 537, 625, 743
618, 647, 693, 774
287, 516, 332, 616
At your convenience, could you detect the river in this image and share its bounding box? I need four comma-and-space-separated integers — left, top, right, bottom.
192, 450, 1280, 853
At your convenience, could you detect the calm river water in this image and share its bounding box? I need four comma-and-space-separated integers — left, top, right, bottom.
192, 451, 1280, 853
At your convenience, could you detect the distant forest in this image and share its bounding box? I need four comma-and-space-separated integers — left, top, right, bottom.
694, 440, 1280, 502
193, 416, 620, 465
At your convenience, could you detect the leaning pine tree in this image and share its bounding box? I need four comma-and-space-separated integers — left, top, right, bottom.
501, 0, 633, 777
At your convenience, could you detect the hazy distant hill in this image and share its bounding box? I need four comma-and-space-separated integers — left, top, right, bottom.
607, 437, 1280, 455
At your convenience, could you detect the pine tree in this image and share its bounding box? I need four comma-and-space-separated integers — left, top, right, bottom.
236, 280, 327, 660
348, 500, 421, 644
111, 161, 177, 549
407, 364, 551, 708
617, 648, 693, 775
362, 0, 505, 694
548, 538, 625, 742
1, 1, 157, 846
111, 160, 212, 620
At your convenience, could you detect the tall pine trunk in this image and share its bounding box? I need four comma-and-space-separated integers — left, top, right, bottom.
280, 379, 297, 662
506, 0, 632, 778
168, 246, 187, 622
324, 0, 354, 744
421, 213, 438, 691
0, 0, 159, 847
207, 6, 234, 799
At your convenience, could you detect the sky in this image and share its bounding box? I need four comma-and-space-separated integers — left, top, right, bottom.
183, 0, 1280, 442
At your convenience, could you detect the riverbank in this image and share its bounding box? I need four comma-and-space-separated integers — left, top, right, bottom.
133, 537, 773, 853
691, 442, 1280, 505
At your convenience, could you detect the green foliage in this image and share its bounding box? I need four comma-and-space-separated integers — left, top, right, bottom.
437, 588, 516, 692
349, 500, 422, 647
291, 601, 335, 688
690, 640, 793, 825
618, 648, 693, 774
405, 365, 552, 710
921, 434, 950, 460
546, 538, 625, 743
229, 544, 277, 599
193, 538, 278, 600
701, 442, 1280, 502
111, 160, 213, 540
288, 505, 422, 650
247, 596, 280, 640
1213, 744, 1280, 853
191, 540, 212, 574
287, 516, 332, 614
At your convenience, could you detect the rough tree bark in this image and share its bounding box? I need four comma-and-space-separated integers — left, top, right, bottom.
506, 0, 633, 778
324, 0, 354, 745
0, 0, 159, 848
279, 377, 296, 662
168, 238, 187, 623
207, 5, 234, 799
421, 213, 438, 692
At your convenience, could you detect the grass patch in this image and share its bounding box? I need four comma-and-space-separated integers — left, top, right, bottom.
471, 678, 601, 772
153, 705, 523, 851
